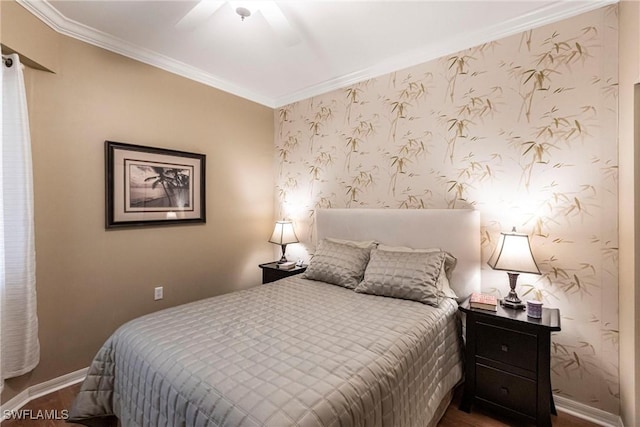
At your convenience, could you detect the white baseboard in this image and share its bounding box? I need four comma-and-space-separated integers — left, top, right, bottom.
0, 367, 88, 421
555, 394, 624, 427
0, 369, 625, 427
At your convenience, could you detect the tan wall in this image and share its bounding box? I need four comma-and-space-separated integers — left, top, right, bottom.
1, 1, 274, 403
1, 0, 57, 72
618, 1, 640, 425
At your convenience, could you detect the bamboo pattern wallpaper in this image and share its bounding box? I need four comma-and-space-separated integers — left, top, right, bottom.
275, 6, 618, 413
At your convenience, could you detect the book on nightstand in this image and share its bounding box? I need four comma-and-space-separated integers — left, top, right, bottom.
276, 261, 296, 270
469, 293, 498, 311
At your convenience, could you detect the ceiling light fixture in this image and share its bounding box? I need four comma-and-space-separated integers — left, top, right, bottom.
177, 1, 300, 46
235, 6, 251, 21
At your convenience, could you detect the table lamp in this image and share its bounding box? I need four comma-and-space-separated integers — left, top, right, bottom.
269, 220, 299, 263
487, 227, 541, 309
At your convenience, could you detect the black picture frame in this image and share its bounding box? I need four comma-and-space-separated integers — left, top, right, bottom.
105, 141, 206, 228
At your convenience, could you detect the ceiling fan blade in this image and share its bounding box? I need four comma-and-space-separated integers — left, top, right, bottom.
259, 2, 301, 47
175, 0, 225, 31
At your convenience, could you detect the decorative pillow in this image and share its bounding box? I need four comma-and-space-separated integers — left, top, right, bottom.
355, 248, 447, 306
303, 239, 375, 289
376, 245, 458, 299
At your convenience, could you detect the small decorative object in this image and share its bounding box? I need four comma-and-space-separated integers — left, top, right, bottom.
105, 141, 206, 228
269, 220, 299, 263
487, 227, 541, 309
469, 292, 498, 311
527, 299, 544, 319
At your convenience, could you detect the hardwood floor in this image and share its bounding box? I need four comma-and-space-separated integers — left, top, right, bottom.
440, 387, 599, 427
2, 383, 599, 426
2, 383, 84, 427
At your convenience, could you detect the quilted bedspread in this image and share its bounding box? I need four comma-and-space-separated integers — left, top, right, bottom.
69, 277, 463, 427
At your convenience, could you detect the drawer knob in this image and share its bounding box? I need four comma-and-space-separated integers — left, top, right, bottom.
501, 344, 509, 352
501, 387, 509, 395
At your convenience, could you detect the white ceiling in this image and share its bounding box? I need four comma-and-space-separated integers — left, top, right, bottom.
19, 0, 615, 108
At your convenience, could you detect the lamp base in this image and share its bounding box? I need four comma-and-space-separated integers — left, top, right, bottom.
500, 298, 526, 310
500, 272, 526, 310
277, 244, 288, 264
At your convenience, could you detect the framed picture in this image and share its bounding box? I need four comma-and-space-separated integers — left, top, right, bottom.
105, 141, 206, 228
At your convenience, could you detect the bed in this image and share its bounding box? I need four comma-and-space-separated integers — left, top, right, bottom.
69, 208, 480, 427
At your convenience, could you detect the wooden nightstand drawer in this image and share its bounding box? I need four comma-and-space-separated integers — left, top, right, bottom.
459, 303, 561, 427
476, 322, 537, 372
476, 364, 536, 418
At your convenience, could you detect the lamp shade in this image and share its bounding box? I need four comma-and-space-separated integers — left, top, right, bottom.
487, 228, 540, 275
269, 221, 299, 245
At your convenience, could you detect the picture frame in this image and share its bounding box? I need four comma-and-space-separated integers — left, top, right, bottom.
105, 141, 206, 228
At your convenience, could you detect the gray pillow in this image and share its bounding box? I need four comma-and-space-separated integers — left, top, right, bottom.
355, 248, 447, 306
303, 238, 374, 289
377, 244, 457, 299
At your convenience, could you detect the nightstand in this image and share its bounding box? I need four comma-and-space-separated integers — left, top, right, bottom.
259, 262, 307, 284
459, 301, 561, 427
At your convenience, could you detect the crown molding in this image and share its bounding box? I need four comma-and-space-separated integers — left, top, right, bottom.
17, 0, 617, 109
273, 0, 618, 107
16, 0, 274, 107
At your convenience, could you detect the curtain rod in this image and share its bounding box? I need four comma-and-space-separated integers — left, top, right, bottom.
2, 55, 13, 68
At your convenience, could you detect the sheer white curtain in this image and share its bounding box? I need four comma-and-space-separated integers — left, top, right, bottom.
1, 53, 40, 392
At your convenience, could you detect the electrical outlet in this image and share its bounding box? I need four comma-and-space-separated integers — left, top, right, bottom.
154, 286, 163, 301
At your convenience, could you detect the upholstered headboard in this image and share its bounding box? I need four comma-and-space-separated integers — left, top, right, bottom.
315, 208, 481, 300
